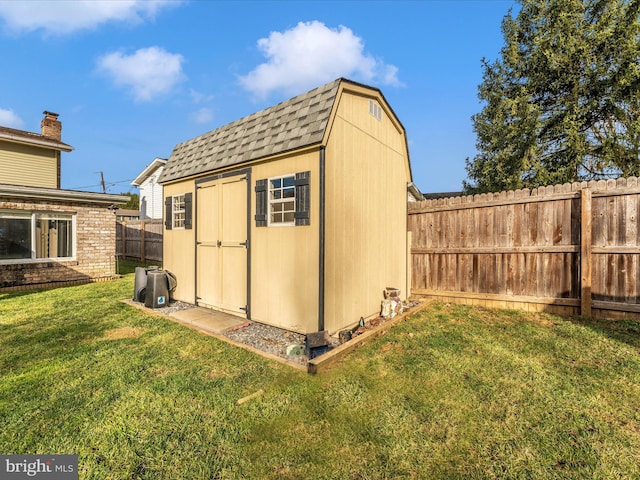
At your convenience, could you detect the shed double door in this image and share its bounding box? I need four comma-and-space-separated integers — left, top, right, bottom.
196, 174, 248, 316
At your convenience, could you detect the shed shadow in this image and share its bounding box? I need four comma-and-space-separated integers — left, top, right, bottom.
566, 307, 640, 351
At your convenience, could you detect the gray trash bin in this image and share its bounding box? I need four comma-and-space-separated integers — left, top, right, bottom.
145, 270, 169, 308
133, 266, 159, 303
133, 267, 147, 302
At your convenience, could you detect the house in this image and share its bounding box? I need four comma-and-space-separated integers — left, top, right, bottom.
115, 209, 140, 221
0, 111, 128, 290
131, 157, 166, 219
159, 78, 413, 335
421, 191, 463, 200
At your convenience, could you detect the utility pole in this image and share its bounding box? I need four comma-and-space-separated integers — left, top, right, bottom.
100, 171, 106, 193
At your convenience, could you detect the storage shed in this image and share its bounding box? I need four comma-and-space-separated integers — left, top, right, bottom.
159, 78, 413, 334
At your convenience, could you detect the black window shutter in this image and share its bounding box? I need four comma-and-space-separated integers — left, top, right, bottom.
255, 179, 267, 227
165, 196, 173, 230
294, 171, 311, 226
184, 192, 193, 229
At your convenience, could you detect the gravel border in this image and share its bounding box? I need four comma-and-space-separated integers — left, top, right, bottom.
141, 300, 196, 315
224, 322, 309, 366
133, 300, 420, 367
133, 300, 313, 365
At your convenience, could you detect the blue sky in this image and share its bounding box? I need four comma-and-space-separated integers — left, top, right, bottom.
0, 0, 515, 194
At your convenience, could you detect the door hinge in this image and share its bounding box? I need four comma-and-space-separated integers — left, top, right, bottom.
240, 240, 248, 248
217, 240, 222, 247
240, 305, 248, 312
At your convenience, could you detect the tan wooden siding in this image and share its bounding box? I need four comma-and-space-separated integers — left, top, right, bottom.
333, 90, 405, 157
162, 182, 196, 303
251, 152, 320, 333
324, 91, 410, 334
0, 141, 58, 188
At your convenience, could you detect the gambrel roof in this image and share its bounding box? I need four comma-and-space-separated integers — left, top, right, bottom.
159, 78, 347, 184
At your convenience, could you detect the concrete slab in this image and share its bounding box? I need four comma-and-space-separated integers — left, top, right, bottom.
169, 307, 246, 334
122, 299, 307, 371
170, 307, 214, 323
191, 315, 247, 334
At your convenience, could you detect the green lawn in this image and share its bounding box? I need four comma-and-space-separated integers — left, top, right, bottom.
1, 272, 640, 479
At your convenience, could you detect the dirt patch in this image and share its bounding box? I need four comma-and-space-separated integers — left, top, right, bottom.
102, 326, 146, 340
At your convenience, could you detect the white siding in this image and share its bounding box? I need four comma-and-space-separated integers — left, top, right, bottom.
139, 167, 164, 219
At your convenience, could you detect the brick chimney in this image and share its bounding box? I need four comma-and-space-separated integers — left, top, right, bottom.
41, 110, 61, 140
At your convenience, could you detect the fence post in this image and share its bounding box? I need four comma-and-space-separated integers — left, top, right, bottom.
122, 221, 127, 258
580, 188, 592, 317
141, 221, 146, 262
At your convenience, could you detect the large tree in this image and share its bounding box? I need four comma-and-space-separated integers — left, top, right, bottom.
119, 192, 139, 210
464, 0, 640, 193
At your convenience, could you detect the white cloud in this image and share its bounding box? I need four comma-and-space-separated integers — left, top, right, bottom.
189, 89, 214, 104
0, 0, 180, 35
0, 108, 24, 128
96, 47, 186, 102
239, 21, 402, 98
190, 107, 213, 124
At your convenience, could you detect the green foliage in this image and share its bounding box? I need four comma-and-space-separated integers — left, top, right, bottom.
465, 0, 640, 193
119, 191, 139, 209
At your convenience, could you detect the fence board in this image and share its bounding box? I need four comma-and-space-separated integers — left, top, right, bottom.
116, 219, 163, 262
408, 176, 640, 319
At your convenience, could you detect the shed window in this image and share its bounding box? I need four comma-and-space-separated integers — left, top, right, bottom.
256, 172, 310, 227
172, 195, 186, 229
165, 193, 192, 230
269, 175, 295, 225
0, 211, 74, 263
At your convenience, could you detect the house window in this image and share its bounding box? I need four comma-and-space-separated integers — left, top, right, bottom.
0, 211, 75, 262
269, 175, 295, 225
369, 99, 382, 121
36, 214, 73, 259
172, 195, 186, 229
0, 212, 31, 260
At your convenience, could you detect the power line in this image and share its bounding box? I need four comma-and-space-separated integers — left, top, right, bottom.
70, 178, 136, 190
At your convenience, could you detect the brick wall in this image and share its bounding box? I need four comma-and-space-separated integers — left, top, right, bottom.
0, 197, 117, 289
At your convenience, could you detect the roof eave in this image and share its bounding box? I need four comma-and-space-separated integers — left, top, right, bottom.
0, 184, 129, 205
0, 131, 73, 152
159, 142, 325, 186
131, 158, 167, 186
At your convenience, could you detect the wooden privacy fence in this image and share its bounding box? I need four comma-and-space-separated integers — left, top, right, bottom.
116, 220, 163, 263
408, 177, 640, 319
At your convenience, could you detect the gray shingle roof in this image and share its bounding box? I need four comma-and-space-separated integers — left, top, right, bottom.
159, 78, 343, 184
